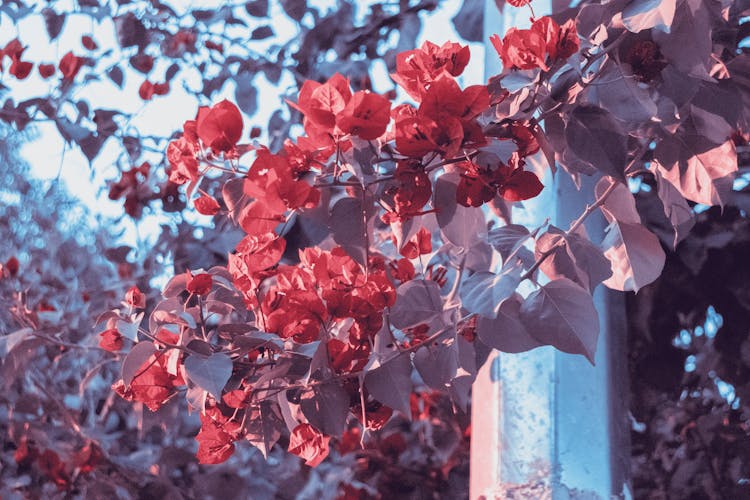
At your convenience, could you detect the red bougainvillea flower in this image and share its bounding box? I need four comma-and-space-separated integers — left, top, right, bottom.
239, 246, 396, 344
195, 407, 241, 464
418, 76, 484, 122
125, 285, 146, 308
291, 73, 351, 131
263, 287, 328, 343
113, 350, 185, 412
107, 162, 151, 218
167, 139, 199, 185
392, 40, 470, 100
4, 256, 19, 277
392, 103, 441, 158
327, 339, 371, 374
553, 19, 580, 61
625, 39, 667, 82
196, 100, 243, 153
58, 52, 84, 81
393, 76, 489, 159
139, 80, 170, 100
390, 258, 416, 282
456, 164, 496, 207
230, 232, 286, 276
154, 328, 179, 347
299, 247, 395, 339
204, 40, 224, 53
166, 118, 202, 185
153, 81, 169, 96
9, 58, 32, 79
38, 63, 55, 79
240, 149, 320, 235
392, 73, 489, 158
490, 29, 548, 71
129, 53, 154, 74
81, 35, 98, 51
283, 136, 333, 177
194, 193, 221, 215
456, 159, 543, 207
186, 272, 213, 295
337, 90, 391, 140
222, 386, 253, 409
73, 442, 103, 474
1, 39, 33, 79
381, 161, 433, 223
532, 17, 580, 62
1, 38, 24, 62
99, 328, 124, 352
228, 233, 286, 307
138, 80, 155, 100
288, 423, 331, 467
491, 17, 579, 72
488, 121, 541, 158
259, 261, 328, 343
507, 0, 532, 5
495, 160, 545, 201
352, 400, 393, 430
510, 123, 541, 157
400, 227, 432, 259
37, 449, 71, 489
289, 73, 391, 142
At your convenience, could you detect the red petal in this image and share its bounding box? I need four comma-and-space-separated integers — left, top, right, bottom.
288, 423, 331, 467
196, 100, 243, 153
187, 273, 213, 295
9, 59, 32, 79
138, 80, 155, 100
500, 170, 544, 201
82, 35, 98, 50
194, 194, 221, 215
38, 63, 56, 79
337, 91, 391, 140
99, 329, 124, 352
58, 52, 84, 81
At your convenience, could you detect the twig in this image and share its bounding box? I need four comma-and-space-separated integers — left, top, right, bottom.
520, 143, 649, 282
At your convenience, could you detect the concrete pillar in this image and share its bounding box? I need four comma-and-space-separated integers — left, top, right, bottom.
470, 2, 630, 498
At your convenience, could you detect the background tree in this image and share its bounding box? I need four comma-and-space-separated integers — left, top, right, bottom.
629, 176, 750, 498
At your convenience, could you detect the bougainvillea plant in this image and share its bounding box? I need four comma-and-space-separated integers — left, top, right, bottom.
1, 0, 748, 490
79, 0, 743, 467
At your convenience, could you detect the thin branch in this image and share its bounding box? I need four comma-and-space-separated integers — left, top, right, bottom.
520, 143, 650, 282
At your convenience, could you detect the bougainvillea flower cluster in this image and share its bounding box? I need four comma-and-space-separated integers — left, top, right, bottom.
490, 17, 579, 71
87, 0, 741, 473
100, 16, 584, 466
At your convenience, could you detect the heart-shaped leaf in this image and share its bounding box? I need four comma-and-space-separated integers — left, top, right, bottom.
460, 262, 522, 318
122, 341, 156, 386
364, 354, 412, 418
185, 352, 233, 400
389, 279, 443, 330
477, 295, 541, 353
519, 278, 600, 364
